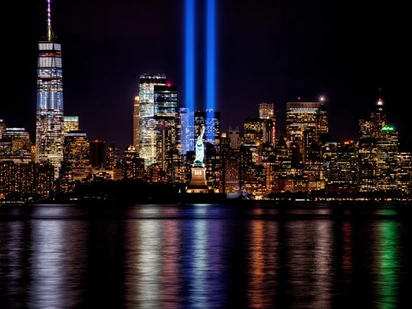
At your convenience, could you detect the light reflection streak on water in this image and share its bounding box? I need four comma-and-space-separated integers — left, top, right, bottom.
188, 207, 208, 308
205, 212, 227, 307
377, 221, 399, 309
341, 220, 353, 302
342, 221, 352, 272
136, 213, 162, 308
247, 208, 278, 308
30, 220, 66, 308
286, 220, 315, 308
5, 222, 25, 304
313, 220, 333, 308
248, 217, 265, 308
161, 207, 181, 308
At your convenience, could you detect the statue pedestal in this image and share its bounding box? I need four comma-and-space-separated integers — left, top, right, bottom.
187, 163, 209, 193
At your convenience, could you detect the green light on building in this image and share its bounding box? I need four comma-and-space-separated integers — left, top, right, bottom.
382, 125, 395, 132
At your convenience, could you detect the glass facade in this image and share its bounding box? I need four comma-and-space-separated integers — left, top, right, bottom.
63, 116, 79, 135
36, 40, 64, 177
138, 74, 166, 167
178, 107, 193, 155
194, 110, 220, 147
138, 74, 179, 168
133, 96, 140, 151
63, 130, 91, 181
286, 101, 328, 157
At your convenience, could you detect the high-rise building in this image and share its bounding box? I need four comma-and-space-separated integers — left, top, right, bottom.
228, 126, 241, 149
0, 128, 32, 163
243, 118, 263, 146
376, 125, 399, 192
106, 143, 119, 169
397, 152, 412, 195
90, 140, 106, 168
358, 119, 377, 193
286, 101, 328, 156
259, 102, 276, 146
63, 130, 91, 181
138, 73, 167, 167
0, 119, 5, 140
324, 140, 358, 193
154, 84, 178, 170
178, 107, 193, 155
259, 102, 274, 119
36, 0, 64, 177
370, 97, 387, 138
358, 96, 389, 192
133, 96, 140, 151
122, 146, 145, 180
63, 116, 79, 135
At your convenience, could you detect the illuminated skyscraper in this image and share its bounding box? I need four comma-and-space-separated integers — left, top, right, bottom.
138, 73, 166, 167
122, 146, 145, 180
259, 102, 274, 119
0, 119, 5, 139
370, 97, 387, 138
63, 116, 79, 135
376, 125, 399, 192
36, 0, 64, 177
133, 96, 140, 151
244, 118, 263, 146
358, 95, 389, 192
286, 100, 328, 158
259, 102, 276, 146
153, 84, 178, 170
0, 128, 32, 163
106, 143, 119, 169
228, 126, 241, 149
178, 107, 193, 155
63, 130, 91, 181
397, 152, 412, 194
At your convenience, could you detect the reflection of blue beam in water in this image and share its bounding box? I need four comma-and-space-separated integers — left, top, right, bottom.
206, 0, 216, 141
181, 208, 209, 307
185, 0, 195, 150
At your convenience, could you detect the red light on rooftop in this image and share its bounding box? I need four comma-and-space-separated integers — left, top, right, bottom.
167, 83, 171, 87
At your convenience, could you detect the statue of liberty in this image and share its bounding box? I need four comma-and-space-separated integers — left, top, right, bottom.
194, 126, 205, 164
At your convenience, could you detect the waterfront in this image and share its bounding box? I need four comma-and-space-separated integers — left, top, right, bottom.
1, 202, 412, 308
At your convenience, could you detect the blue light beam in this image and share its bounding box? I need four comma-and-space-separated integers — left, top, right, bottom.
185, 0, 195, 113
185, 0, 195, 151
206, 0, 216, 141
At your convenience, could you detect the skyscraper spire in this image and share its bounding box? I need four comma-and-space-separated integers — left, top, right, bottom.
47, 0, 53, 41
377, 87, 384, 111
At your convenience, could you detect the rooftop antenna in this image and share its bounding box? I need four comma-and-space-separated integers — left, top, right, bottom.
377, 87, 383, 107
47, 0, 53, 41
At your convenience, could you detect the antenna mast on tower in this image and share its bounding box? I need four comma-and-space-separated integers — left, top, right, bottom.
47, 0, 53, 41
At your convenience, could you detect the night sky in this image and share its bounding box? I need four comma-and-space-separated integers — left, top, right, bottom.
2, 0, 409, 153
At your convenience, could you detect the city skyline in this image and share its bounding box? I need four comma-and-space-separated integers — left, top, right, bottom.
2, 0, 409, 153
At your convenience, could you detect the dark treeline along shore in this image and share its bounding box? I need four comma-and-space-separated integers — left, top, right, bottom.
10, 179, 410, 205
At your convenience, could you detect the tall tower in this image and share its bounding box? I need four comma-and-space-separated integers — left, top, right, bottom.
36, 0, 64, 177
286, 100, 328, 159
259, 102, 276, 146
153, 84, 178, 170
63, 130, 91, 181
138, 73, 166, 167
133, 96, 140, 151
